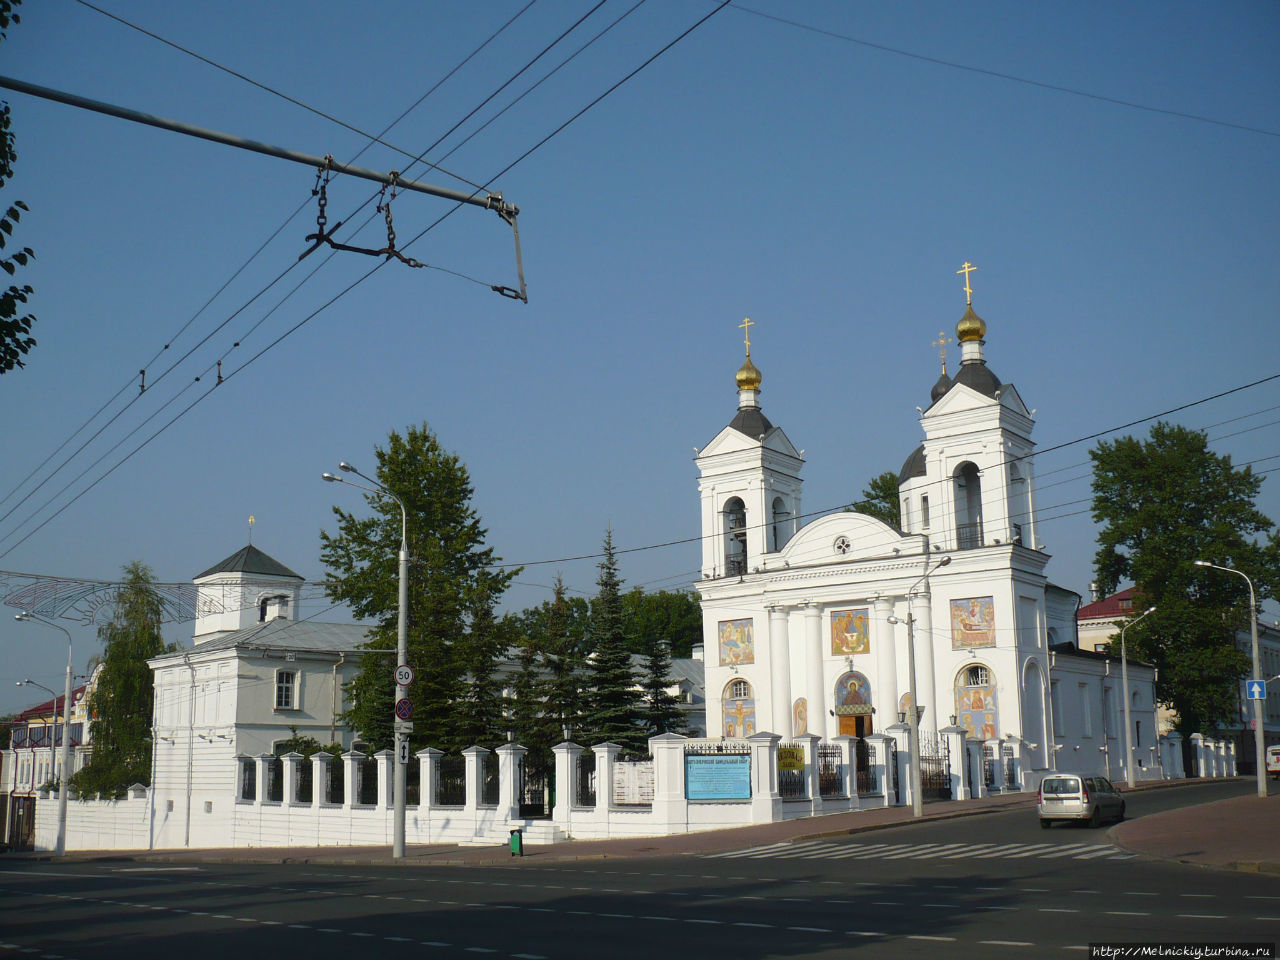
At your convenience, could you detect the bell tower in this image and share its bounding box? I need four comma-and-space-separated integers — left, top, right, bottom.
899, 266, 1039, 553
695, 320, 804, 580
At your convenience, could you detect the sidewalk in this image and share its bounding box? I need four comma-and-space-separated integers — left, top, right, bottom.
8, 779, 1276, 875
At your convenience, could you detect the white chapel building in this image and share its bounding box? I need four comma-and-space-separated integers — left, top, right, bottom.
695, 297, 1158, 780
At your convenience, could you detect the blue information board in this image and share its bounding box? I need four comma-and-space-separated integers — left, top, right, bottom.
686, 754, 751, 800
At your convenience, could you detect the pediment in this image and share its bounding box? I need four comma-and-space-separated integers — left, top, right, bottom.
927, 380, 1029, 419
783, 511, 911, 563
699, 424, 801, 461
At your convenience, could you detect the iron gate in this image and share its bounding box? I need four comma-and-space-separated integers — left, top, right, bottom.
519, 756, 550, 819
855, 738, 874, 795
918, 729, 952, 801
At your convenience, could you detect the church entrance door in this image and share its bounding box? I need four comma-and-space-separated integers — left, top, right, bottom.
838, 714, 873, 737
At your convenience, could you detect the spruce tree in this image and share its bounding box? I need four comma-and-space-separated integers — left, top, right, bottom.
320, 423, 516, 752
638, 634, 688, 738
72, 561, 167, 797
582, 530, 645, 752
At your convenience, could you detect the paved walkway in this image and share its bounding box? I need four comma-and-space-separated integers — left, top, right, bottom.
8, 778, 1277, 874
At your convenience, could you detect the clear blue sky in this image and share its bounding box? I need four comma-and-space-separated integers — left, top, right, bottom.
2, 1, 1277, 714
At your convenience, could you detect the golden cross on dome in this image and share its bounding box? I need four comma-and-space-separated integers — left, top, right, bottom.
957, 261, 977, 306
739, 317, 754, 356
248, 515, 255, 543
932, 331, 954, 374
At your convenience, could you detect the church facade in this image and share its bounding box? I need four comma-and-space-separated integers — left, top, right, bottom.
695, 292, 1157, 781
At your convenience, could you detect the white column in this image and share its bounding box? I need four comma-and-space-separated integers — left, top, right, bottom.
649, 732, 689, 830
594, 742, 622, 815
341, 750, 363, 807
831, 734, 859, 807
768, 605, 792, 734
803, 603, 826, 740
910, 593, 939, 735
873, 597, 897, 730
254, 753, 271, 807
863, 733, 895, 807
941, 724, 969, 800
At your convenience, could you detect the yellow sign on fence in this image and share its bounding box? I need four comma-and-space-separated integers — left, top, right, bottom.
778, 746, 805, 772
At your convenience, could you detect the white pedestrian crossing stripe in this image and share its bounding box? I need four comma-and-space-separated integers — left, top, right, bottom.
704, 839, 1135, 862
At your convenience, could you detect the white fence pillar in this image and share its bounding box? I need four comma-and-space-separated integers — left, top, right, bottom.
281, 752, 302, 805
794, 733, 822, 815
593, 743, 621, 813
374, 749, 393, 809
832, 734, 859, 807
341, 750, 364, 808
552, 741, 582, 828
748, 732, 781, 824
254, 754, 271, 807
967, 741, 987, 798
887, 722, 911, 808
496, 742, 526, 822
649, 732, 689, 829
418, 748, 442, 813
311, 751, 332, 806
941, 725, 969, 800
1164, 732, 1185, 778
864, 733, 895, 807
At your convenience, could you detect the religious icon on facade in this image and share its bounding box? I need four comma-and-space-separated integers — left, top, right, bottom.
723, 680, 756, 738
955, 673, 999, 740
718, 618, 755, 665
950, 596, 996, 649
834, 672, 872, 716
830, 608, 870, 656
792, 697, 808, 737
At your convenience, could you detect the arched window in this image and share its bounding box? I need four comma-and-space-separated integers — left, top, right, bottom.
771, 496, 789, 552
730, 679, 750, 700
724, 497, 747, 575
954, 461, 983, 548
965, 665, 989, 686
955, 664, 998, 740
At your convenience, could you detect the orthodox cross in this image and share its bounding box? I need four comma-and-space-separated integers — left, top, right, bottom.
956, 261, 977, 305
248, 515, 255, 544
739, 316, 754, 356
933, 331, 954, 374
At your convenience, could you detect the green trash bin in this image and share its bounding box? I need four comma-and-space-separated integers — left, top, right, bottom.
509, 828, 524, 857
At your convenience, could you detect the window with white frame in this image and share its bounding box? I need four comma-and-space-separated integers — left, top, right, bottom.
275, 669, 298, 710
964, 664, 989, 687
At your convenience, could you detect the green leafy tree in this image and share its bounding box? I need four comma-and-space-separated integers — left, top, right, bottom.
848, 470, 900, 527
582, 529, 645, 752
1091, 422, 1279, 735
621, 587, 701, 659
320, 423, 517, 753
72, 562, 168, 797
0, 713, 14, 749
0, 0, 36, 374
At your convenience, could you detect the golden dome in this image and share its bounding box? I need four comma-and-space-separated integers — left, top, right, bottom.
956, 303, 987, 342
736, 354, 762, 391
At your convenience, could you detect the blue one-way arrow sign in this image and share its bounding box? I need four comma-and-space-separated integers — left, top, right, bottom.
1246, 679, 1266, 700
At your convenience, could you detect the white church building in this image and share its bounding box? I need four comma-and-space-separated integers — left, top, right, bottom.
694, 298, 1165, 782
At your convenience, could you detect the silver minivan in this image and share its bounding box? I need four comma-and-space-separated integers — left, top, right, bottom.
1037, 773, 1125, 828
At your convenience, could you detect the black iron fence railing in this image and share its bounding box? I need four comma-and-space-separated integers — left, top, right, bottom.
481, 752, 500, 806
575, 752, 596, 807
436, 755, 465, 806
358, 758, 379, 805
817, 744, 843, 798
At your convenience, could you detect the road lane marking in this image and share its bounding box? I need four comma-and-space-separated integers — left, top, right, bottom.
981, 941, 1035, 947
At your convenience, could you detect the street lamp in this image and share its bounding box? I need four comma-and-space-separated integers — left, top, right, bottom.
324, 460, 410, 858
886, 554, 952, 817
1193, 560, 1266, 799
1119, 605, 1156, 789
15, 611, 74, 857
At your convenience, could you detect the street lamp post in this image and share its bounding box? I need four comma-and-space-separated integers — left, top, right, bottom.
887, 554, 952, 817
15, 611, 73, 857
1193, 560, 1266, 799
324, 461, 410, 858
1119, 605, 1156, 789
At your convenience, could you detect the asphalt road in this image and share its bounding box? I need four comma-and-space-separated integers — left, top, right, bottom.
1, 780, 1275, 960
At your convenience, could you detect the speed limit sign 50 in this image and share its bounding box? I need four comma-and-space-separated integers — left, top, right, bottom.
395, 664, 414, 686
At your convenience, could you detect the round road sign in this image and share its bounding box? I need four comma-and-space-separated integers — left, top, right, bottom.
395, 664, 414, 686
394, 698, 413, 721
